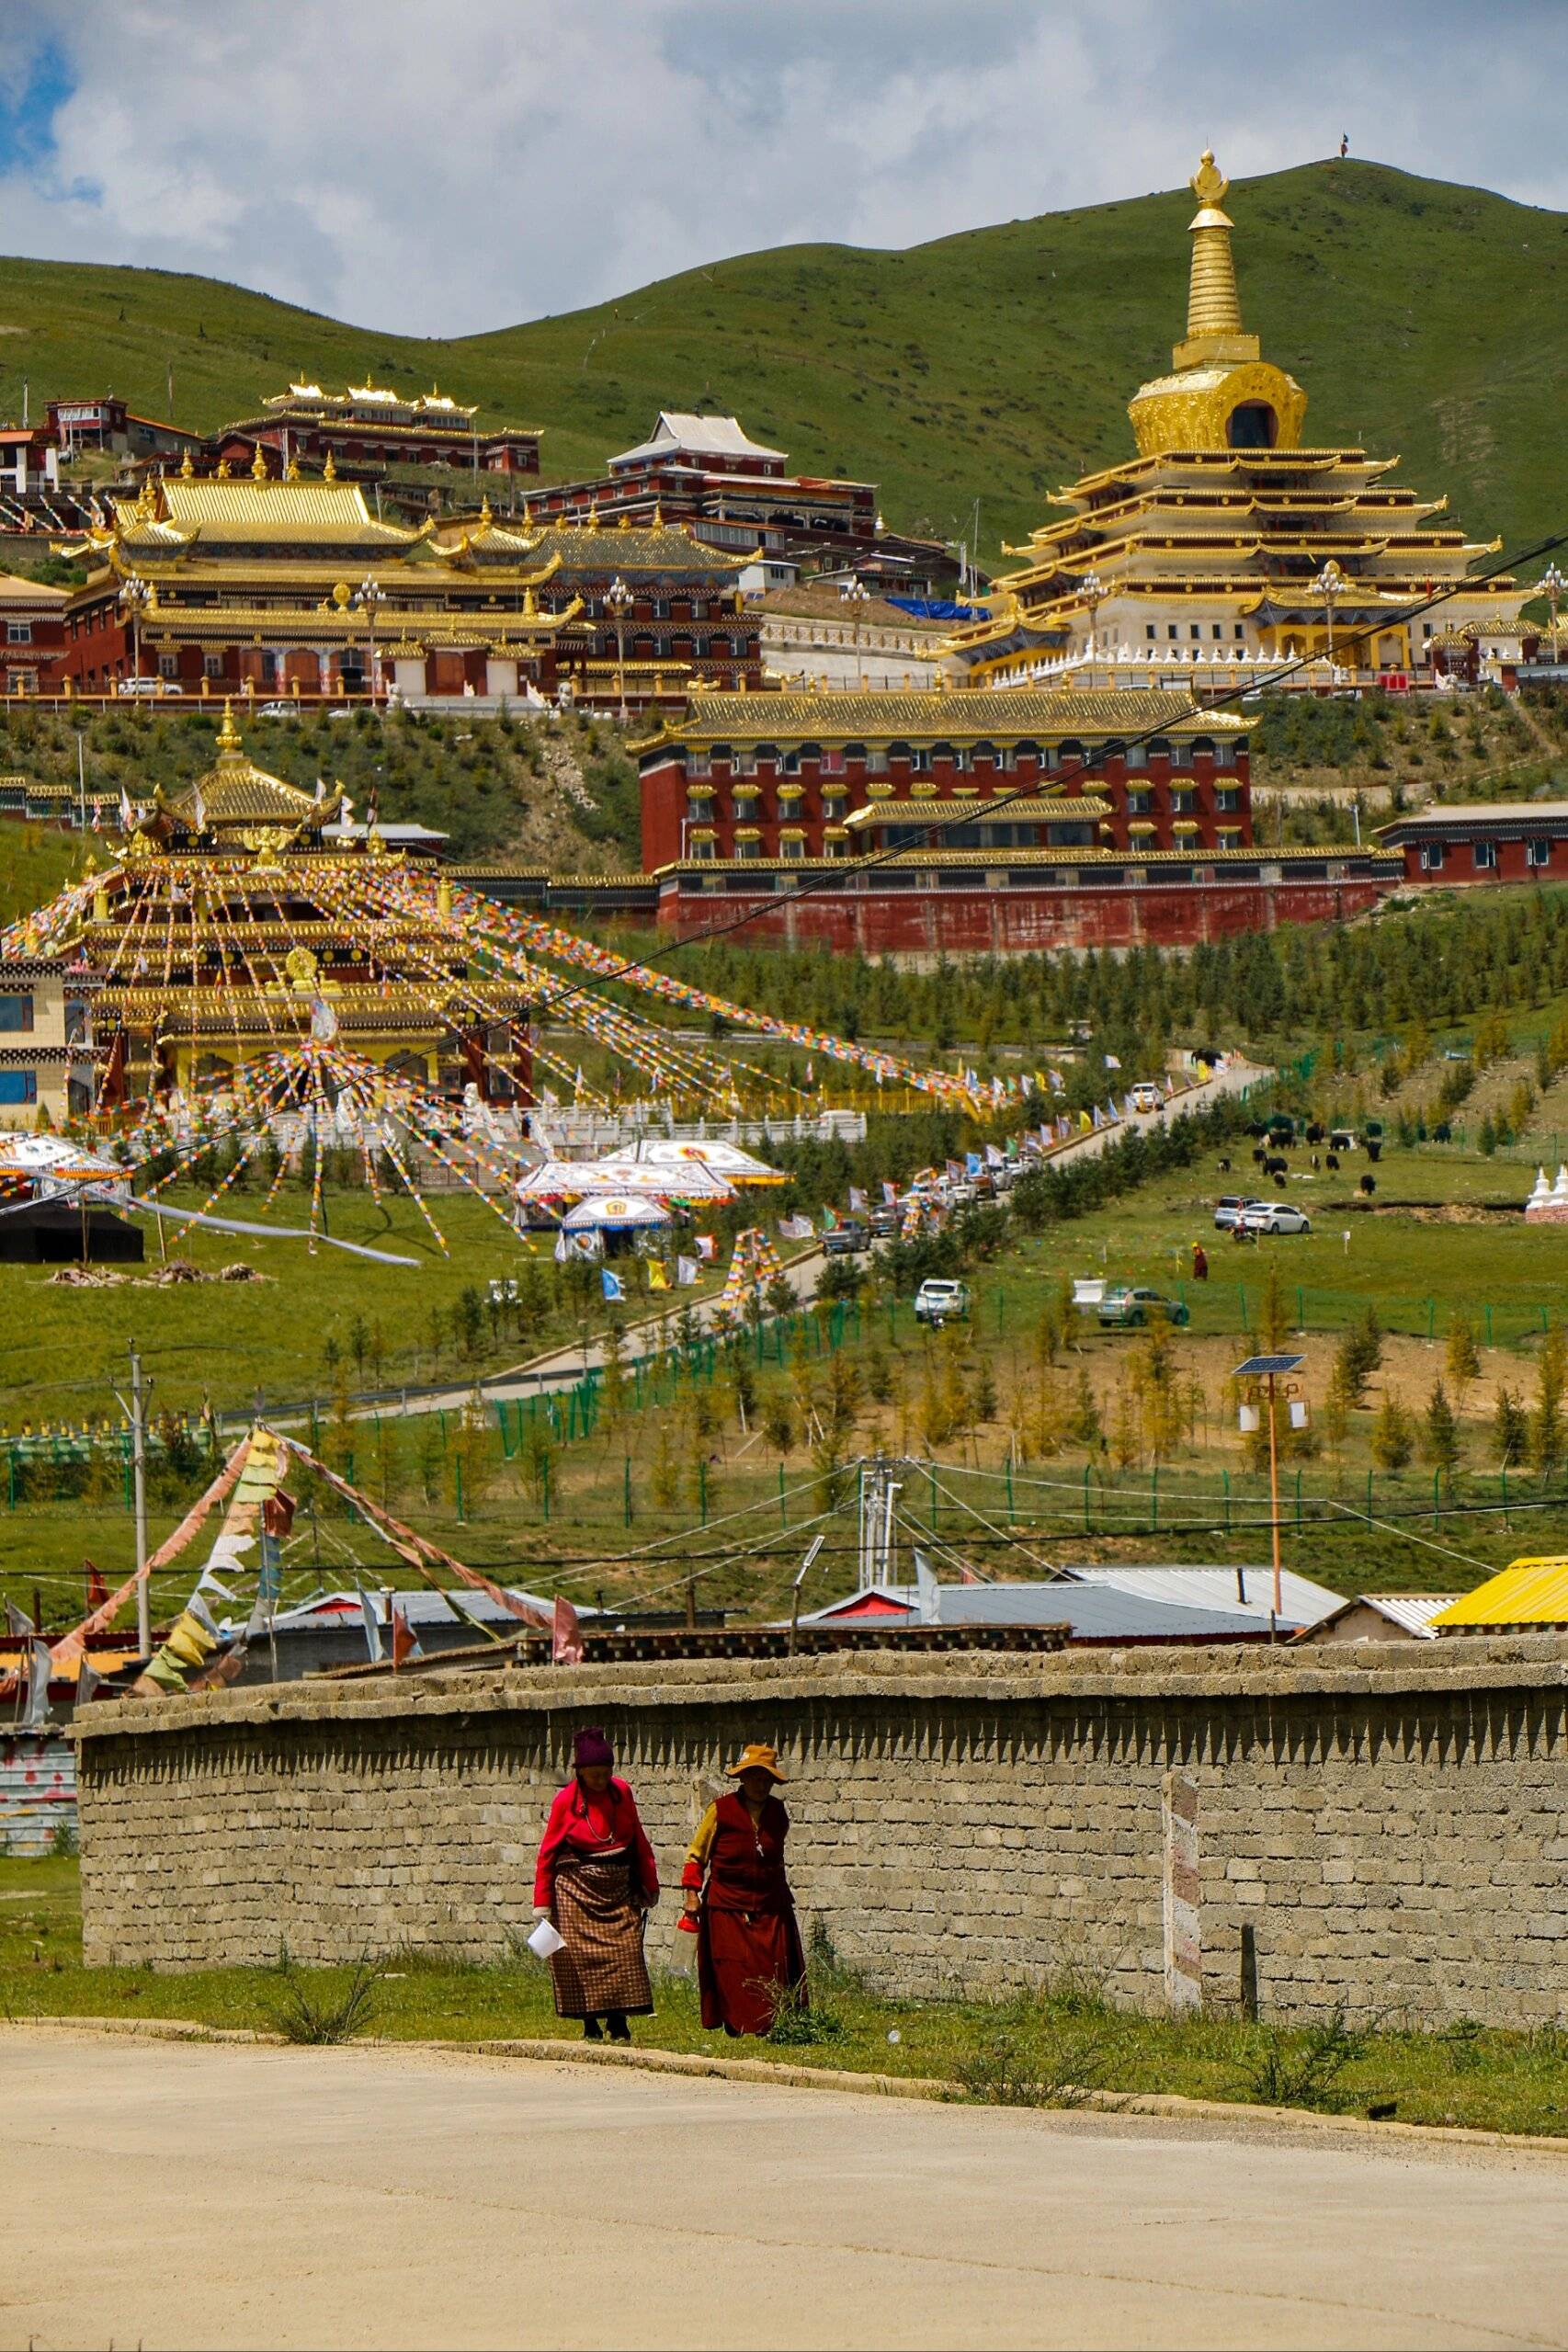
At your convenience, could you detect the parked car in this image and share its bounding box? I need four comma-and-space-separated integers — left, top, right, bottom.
944, 1179, 977, 1207
823, 1220, 869, 1257
256, 700, 301, 719
1213, 1196, 1260, 1231
914, 1278, 970, 1327
1096, 1286, 1190, 1330
869, 1205, 901, 1239
1129, 1082, 1164, 1114
116, 675, 180, 697
1238, 1201, 1312, 1236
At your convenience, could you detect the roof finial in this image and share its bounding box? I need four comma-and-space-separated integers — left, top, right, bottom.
1181, 146, 1246, 359
217, 699, 241, 756
324, 449, 337, 481
251, 442, 268, 482
179, 448, 194, 479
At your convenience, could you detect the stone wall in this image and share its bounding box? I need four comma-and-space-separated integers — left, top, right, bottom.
74, 1638, 1568, 2025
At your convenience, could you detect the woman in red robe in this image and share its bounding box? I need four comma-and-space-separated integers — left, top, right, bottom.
681, 1743, 806, 2038
534, 1727, 659, 2041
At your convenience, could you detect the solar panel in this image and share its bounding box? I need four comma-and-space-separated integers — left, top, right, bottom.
1233, 1353, 1306, 1377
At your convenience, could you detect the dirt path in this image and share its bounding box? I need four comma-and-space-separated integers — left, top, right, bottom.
4, 2028, 1566, 2350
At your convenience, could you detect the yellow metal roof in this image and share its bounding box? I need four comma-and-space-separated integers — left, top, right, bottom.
1429, 1557, 1568, 1630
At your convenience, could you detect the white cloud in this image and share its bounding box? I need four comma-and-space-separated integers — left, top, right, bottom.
0, 0, 1560, 334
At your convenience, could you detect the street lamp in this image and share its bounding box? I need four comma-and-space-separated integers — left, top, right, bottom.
1312, 560, 1344, 677
1233, 1351, 1306, 1619
840, 577, 871, 680
605, 574, 634, 722
118, 572, 152, 690
353, 573, 386, 707
1080, 570, 1105, 671
1539, 562, 1567, 665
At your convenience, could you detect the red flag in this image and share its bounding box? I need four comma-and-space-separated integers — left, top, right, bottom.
551, 1594, 584, 1665
85, 1559, 108, 1610
390, 1606, 420, 1668
263, 1490, 296, 1540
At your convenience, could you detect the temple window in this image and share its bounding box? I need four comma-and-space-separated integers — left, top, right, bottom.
1167, 625, 1179, 641
1189, 625, 1202, 642
1234, 624, 1245, 640
0, 994, 34, 1033
867, 745, 889, 774
158, 653, 177, 679
204, 654, 222, 678
653, 598, 670, 619
6, 622, 31, 645
1126, 790, 1152, 815
1145, 625, 1156, 641
1211, 624, 1223, 640
688, 752, 711, 778
687, 796, 713, 824
1528, 840, 1551, 869
1215, 787, 1241, 812
1473, 841, 1497, 871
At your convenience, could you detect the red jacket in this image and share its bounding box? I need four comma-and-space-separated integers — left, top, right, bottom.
533, 1776, 659, 1909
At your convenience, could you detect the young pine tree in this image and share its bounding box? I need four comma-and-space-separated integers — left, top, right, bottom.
1423, 1379, 1460, 1487
1369, 1388, 1415, 1472
1444, 1317, 1482, 1413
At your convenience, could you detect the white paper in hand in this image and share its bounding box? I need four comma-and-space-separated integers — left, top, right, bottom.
528, 1917, 564, 1960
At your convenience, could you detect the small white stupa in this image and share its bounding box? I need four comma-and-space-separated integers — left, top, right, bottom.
1526, 1166, 1568, 1222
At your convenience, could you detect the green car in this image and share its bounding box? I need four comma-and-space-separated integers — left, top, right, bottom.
1096, 1286, 1189, 1330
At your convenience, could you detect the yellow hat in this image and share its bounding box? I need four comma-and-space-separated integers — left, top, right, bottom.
725, 1743, 787, 1782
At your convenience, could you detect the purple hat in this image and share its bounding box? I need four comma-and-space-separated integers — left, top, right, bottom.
573, 1726, 614, 1769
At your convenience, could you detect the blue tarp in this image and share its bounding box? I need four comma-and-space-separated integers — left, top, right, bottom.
885, 597, 986, 623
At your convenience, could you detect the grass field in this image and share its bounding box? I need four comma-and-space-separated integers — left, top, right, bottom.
0, 161, 1562, 567
4, 1856, 1566, 2137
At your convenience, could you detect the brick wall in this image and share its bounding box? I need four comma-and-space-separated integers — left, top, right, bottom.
73, 1639, 1568, 2025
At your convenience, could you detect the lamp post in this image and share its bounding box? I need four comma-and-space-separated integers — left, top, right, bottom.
1233, 1351, 1305, 1620
1080, 569, 1105, 673
841, 577, 871, 680
605, 574, 634, 722
118, 572, 152, 691
1540, 562, 1567, 665
354, 573, 385, 707
1312, 560, 1344, 679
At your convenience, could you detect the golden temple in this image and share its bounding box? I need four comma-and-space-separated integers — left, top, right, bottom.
949, 151, 1528, 687
73, 706, 533, 1106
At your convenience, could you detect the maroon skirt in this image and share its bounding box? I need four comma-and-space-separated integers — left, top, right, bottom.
699, 1903, 806, 2038
550, 1852, 653, 2020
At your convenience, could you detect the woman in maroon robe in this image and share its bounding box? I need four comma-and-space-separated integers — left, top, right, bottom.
681, 1742, 806, 2038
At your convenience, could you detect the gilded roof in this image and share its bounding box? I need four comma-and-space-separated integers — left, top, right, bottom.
166, 708, 322, 828
642, 687, 1248, 750
446, 515, 753, 575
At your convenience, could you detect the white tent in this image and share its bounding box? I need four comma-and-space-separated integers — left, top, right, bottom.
511, 1159, 602, 1200
580, 1153, 735, 1201
561, 1194, 672, 1232
619, 1138, 783, 1184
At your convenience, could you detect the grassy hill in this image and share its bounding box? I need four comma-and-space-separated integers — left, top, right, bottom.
0, 161, 1562, 566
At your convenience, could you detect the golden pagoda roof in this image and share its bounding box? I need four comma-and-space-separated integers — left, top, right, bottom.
165, 705, 323, 829
640, 687, 1246, 751
441, 511, 754, 574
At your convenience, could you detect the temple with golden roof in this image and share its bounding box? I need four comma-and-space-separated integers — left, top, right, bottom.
948, 151, 1530, 689
54, 457, 764, 709
71, 706, 533, 1106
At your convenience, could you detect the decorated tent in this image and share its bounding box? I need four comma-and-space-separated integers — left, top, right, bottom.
560, 1194, 672, 1232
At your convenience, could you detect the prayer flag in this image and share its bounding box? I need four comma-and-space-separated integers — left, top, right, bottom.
822, 1206, 839, 1232
25, 1640, 51, 1726
6, 1600, 31, 1638
849, 1187, 867, 1212
676, 1255, 699, 1285
76, 1657, 101, 1706
601, 1268, 624, 1301
551, 1593, 584, 1665
696, 1235, 716, 1261
986, 1144, 1005, 1168
966, 1153, 983, 1176
553, 1229, 571, 1262
360, 1590, 382, 1664
1050, 1069, 1066, 1091
390, 1605, 420, 1667
85, 1561, 108, 1610
646, 1261, 669, 1290
1104, 1052, 1121, 1070
882, 1180, 898, 1205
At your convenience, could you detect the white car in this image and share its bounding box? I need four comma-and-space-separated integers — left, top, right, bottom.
256, 700, 301, 719
116, 675, 181, 697
1129, 1082, 1164, 1114
1238, 1201, 1312, 1236
914, 1278, 970, 1327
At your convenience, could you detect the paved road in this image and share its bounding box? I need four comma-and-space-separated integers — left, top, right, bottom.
5, 2029, 1566, 2350
379, 1058, 1267, 1424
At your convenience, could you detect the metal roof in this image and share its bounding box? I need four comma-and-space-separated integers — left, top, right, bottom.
930, 1583, 1268, 1642
265, 1586, 554, 1634
610, 412, 788, 469
1429, 1557, 1568, 1630
1067, 1563, 1342, 1630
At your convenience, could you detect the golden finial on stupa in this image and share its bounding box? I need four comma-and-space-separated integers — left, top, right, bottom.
286, 455, 301, 482
587, 498, 600, 528
217, 699, 242, 756
216, 457, 232, 479
479, 494, 492, 524
1176, 145, 1253, 366
324, 449, 337, 481
179, 449, 195, 479
251, 443, 269, 482
332, 581, 352, 609
652, 499, 664, 528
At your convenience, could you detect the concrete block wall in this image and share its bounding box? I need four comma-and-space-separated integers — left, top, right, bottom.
73, 1640, 1568, 2025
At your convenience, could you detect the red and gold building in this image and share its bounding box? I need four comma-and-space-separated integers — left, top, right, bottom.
211, 381, 540, 479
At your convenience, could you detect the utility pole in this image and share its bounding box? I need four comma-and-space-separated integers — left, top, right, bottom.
129, 1342, 150, 1654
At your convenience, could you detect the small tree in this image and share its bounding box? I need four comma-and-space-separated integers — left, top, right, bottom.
1369, 1388, 1415, 1472
1258, 1256, 1290, 1353
1334, 1306, 1383, 1407
347, 1313, 370, 1381
763, 1393, 795, 1460
1069, 1367, 1102, 1450
1494, 1385, 1529, 1469
1445, 1317, 1482, 1413
1423, 1379, 1460, 1486
1529, 1324, 1567, 1481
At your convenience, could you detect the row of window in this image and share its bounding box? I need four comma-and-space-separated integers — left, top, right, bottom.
1146, 623, 1249, 642
589, 597, 736, 622
1419, 839, 1552, 872
685, 736, 1243, 779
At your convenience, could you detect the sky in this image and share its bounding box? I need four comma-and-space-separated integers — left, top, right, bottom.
0, 1, 1562, 336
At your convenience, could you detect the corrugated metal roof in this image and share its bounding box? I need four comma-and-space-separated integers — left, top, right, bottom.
1429, 1557, 1568, 1629
1066, 1563, 1342, 1630
931, 1584, 1267, 1642
1358, 1593, 1457, 1638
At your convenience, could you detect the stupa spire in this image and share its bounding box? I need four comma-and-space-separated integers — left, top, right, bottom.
1172, 149, 1259, 372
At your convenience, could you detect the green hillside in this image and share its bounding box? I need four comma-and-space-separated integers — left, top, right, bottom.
0, 160, 1562, 565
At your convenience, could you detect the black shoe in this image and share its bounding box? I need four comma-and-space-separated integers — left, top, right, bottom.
607, 2012, 631, 2043
583, 2017, 603, 2040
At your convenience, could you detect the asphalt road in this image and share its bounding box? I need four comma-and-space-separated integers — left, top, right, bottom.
5, 2029, 1566, 2351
